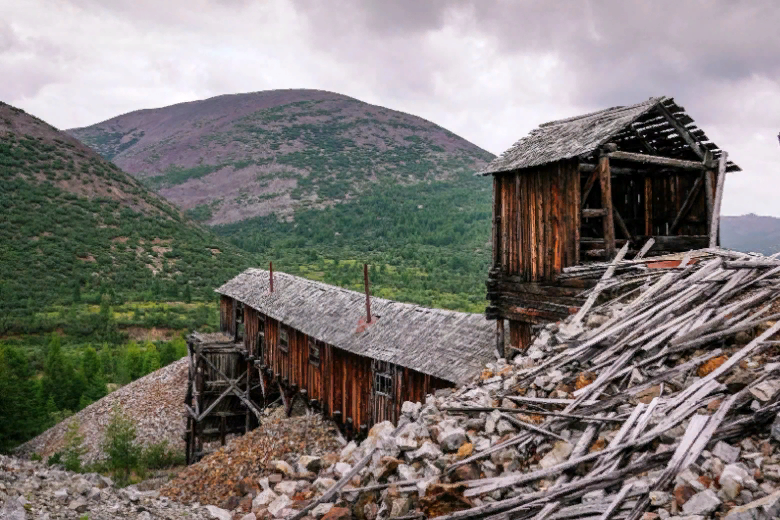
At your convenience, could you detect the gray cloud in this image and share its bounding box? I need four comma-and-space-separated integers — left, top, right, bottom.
1, 0, 778, 215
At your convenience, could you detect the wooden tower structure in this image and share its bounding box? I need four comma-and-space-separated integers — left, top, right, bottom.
482, 96, 740, 353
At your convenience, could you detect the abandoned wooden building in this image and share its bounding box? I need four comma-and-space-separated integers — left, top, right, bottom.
482, 96, 740, 351
184, 268, 495, 462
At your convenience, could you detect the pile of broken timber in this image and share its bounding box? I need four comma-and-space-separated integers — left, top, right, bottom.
438, 247, 780, 520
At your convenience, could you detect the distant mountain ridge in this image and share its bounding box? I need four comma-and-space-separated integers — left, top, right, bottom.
68, 89, 494, 226
721, 214, 780, 255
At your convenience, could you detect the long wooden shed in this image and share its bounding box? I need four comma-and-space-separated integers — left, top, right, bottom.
215, 268, 495, 437
482, 96, 739, 352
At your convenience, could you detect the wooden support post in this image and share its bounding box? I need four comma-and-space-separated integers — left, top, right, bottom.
269, 261, 274, 293
363, 263, 372, 323
496, 319, 506, 359
220, 415, 226, 446
599, 152, 616, 259
581, 170, 599, 209
709, 152, 728, 247
644, 177, 653, 236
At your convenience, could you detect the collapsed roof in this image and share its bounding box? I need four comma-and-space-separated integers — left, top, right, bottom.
482, 96, 740, 175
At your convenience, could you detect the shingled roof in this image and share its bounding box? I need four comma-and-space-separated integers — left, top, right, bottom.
481, 96, 740, 175
216, 269, 496, 385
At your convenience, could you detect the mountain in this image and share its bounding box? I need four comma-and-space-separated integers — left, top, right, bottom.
0, 101, 257, 324
67, 89, 494, 225
721, 214, 780, 255
68, 90, 496, 311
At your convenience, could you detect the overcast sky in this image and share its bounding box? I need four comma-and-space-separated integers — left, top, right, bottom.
2, 0, 778, 216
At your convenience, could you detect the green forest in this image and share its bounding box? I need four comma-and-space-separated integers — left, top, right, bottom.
215, 172, 493, 312
0, 297, 219, 452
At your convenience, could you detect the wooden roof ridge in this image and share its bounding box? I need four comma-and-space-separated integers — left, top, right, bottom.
215, 268, 496, 384
481, 95, 740, 176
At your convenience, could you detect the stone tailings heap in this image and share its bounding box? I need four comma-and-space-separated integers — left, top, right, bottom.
165, 249, 780, 520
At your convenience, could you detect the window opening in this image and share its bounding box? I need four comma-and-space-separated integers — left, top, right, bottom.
308, 340, 320, 366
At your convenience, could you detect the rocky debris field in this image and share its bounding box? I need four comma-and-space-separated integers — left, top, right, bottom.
161, 415, 344, 507
145, 249, 780, 520
0, 455, 213, 520
16, 359, 189, 464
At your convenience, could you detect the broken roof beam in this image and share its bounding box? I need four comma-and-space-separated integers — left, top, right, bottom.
607, 150, 708, 170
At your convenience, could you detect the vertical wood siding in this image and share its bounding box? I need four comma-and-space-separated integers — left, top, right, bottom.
238, 302, 452, 428
493, 159, 580, 282
220, 295, 235, 337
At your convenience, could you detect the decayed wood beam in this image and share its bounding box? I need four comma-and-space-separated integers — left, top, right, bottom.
498, 412, 567, 441
599, 153, 616, 258
581, 170, 599, 208
570, 242, 630, 327
654, 102, 707, 160
668, 172, 705, 235
644, 176, 653, 236
197, 352, 263, 420
582, 208, 606, 218
635, 238, 655, 259
613, 208, 634, 242
608, 150, 707, 170
709, 151, 728, 247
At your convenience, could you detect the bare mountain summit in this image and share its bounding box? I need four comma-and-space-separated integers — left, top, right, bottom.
68, 89, 494, 225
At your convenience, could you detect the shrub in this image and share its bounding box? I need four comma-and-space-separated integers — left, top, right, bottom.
30, 453, 42, 462
141, 440, 185, 469
101, 406, 140, 483
47, 452, 63, 466
63, 420, 87, 472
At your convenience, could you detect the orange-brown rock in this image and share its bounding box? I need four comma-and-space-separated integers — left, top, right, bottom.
575, 372, 596, 390
457, 442, 474, 459
697, 355, 728, 377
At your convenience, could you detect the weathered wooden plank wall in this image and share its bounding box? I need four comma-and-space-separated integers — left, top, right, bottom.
493, 159, 580, 282
243, 304, 451, 428
220, 295, 235, 337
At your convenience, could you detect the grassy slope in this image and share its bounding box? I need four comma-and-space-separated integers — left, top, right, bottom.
0, 101, 259, 332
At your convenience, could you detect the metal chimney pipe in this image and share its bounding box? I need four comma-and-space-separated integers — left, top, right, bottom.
269, 261, 274, 293
363, 263, 372, 323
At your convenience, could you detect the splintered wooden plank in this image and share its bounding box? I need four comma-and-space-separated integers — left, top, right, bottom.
709, 152, 727, 247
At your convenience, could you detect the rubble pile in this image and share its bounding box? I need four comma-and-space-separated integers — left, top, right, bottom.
180, 249, 780, 520
161, 415, 344, 507
16, 359, 190, 463
0, 455, 213, 520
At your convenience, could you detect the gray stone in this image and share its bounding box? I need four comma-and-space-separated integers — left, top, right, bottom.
205, 505, 232, 520
87, 487, 101, 501
496, 419, 516, 436
682, 489, 721, 516
333, 462, 352, 478
713, 441, 742, 464
539, 442, 573, 469
0, 498, 26, 520
720, 464, 754, 501
252, 488, 278, 508
267, 494, 293, 518
298, 455, 322, 473
397, 463, 418, 481
311, 502, 334, 519
239, 514, 256, 520
274, 480, 300, 496
438, 427, 467, 452
313, 477, 337, 493
406, 441, 443, 462
68, 498, 89, 513
271, 460, 296, 477
750, 379, 780, 402
401, 401, 422, 419
53, 487, 69, 500
772, 415, 780, 443
650, 491, 672, 506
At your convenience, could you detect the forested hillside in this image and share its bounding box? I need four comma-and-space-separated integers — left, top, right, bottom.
0, 101, 257, 452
